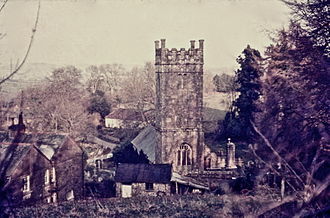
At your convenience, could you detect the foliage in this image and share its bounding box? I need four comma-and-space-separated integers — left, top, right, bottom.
86, 64, 125, 95
220, 45, 263, 142
7, 194, 275, 218
283, 0, 330, 57
111, 141, 149, 164
230, 165, 259, 193
119, 62, 155, 122
253, 20, 329, 217
212, 73, 236, 93
87, 90, 111, 119
23, 66, 92, 138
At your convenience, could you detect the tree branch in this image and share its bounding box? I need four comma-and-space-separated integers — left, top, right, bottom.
251, 120, 306, 187
0, 0, 8, 13
0, 0, 41, 86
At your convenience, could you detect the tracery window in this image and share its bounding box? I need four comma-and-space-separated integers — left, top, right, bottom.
177, 144, 192, 166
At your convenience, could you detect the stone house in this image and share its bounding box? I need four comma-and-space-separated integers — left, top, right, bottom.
114, 163, 208, 198
0, 115, 84, 206
115, 164, 171, 198
105, 108, 146, 128
0, 137, 52, 206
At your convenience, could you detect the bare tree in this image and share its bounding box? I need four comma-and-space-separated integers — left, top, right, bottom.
119, 62, 155, 123
86, 64, 125, 96
0, 0, 41, 86
23, 66, 92, 138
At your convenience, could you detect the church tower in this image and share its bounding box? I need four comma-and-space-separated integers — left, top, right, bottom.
155, 39, 204, 173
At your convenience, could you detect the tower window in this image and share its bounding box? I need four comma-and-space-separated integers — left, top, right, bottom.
177, 144, 192, 166
177, 74, 184, 89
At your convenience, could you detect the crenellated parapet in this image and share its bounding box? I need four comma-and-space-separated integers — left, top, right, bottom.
155, 39, 205, 172
155, 39, 204, 67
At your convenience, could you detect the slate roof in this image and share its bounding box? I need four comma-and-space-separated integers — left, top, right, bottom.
105, 108, 144, 121
114, 163, 171, 184
0, 143, 31, 177
33, 133, 67, 160
0, 131, 68, 162
131, 125, 157, 162
171, 172, 209, 190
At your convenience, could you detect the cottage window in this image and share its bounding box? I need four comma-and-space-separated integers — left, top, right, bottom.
177, 73, 185, 89
177, 144, 192, 166
52, 193, 57, 203
96, 159, 103, 169
51, 167, 56, 183
145, 183, 154, 191
45, 169, 50, 185
23, 175, 30, 192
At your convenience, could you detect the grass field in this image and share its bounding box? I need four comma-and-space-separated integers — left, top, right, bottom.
7, 194, 272, 218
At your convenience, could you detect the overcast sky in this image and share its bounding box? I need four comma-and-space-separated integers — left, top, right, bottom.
0, 0, 290, 72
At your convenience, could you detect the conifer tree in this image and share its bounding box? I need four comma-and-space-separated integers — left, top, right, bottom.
221, 45, 263, 142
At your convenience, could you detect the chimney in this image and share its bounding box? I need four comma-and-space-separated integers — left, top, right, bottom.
8, 112, 26, 137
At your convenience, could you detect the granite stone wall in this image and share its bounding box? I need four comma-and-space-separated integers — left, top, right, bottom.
155, 39, 204, 173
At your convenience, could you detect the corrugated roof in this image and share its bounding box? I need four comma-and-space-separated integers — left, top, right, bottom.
114, 163, 171, 183
131, 125, 156, 162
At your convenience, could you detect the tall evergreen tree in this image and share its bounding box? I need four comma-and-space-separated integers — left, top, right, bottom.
87, 90, 111, 119
221, 45, 263, 142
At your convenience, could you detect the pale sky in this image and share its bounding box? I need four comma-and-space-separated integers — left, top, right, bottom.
0, 0, 290, 73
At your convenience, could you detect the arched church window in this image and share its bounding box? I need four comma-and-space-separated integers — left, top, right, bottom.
177, 144, 192, 166
204, 156, 211, 169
